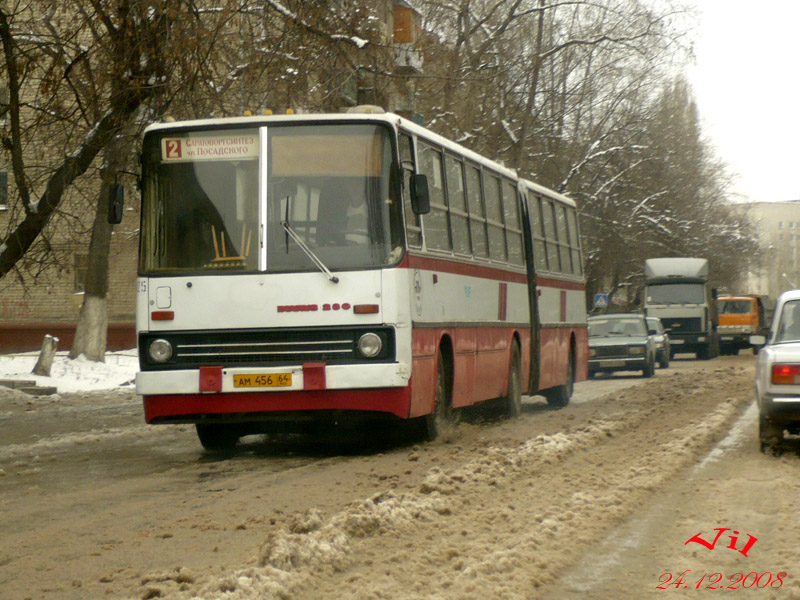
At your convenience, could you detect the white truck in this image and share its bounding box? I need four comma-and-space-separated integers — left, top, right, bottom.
644, 258, 719, 360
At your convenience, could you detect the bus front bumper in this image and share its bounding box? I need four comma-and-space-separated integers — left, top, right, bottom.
136, 363, 412, 422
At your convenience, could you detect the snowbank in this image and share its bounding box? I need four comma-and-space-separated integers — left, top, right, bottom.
0, 350, 138, 392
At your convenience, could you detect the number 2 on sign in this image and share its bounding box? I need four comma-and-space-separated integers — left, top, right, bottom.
656, 569, 691, 589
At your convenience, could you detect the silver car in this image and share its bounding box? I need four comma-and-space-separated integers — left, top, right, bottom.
646, 316, 671, 369
588, 313, 657, 378
752, 289, 800, 453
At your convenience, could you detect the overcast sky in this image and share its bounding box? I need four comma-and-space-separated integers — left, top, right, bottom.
688, 0, 800, 203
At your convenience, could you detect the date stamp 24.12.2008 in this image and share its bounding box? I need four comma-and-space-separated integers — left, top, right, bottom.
656, 528, 788, 591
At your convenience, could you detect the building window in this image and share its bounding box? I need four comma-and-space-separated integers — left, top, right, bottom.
74, 253, 88, 294
779, 221, 783, 229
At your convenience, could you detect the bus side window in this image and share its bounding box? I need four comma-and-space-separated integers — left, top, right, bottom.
445, 155, 471, 256
484, 173, 507, 262
418, 142, 451, 252
400, 133, 422, 248
566, 206, 583, 276
542, 198, 560, 272
529, 195, 548, 272
555, 204, 572, 274
466, 165, 489, 258
502, 179, 523, 266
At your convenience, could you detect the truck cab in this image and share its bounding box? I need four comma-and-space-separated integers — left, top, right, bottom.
718, 295, 769, 355
643, 258, 719, 360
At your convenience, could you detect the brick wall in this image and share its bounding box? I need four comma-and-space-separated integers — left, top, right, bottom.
1, 196, 139, 351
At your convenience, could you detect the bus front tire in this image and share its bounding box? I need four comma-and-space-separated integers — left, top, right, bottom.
416, 350, 454, 442
195, 423, 239, 452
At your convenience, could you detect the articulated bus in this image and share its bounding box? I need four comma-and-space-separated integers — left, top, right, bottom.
131, 108, 588, 450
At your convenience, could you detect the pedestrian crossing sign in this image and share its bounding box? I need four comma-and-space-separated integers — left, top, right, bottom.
594, 294, 608, 308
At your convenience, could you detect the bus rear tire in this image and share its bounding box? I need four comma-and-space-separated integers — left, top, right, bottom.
195, 423, 239, 452
500, 343, 522, 419
544, 350, 574, 409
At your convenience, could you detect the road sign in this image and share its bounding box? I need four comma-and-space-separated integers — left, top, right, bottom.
594, 293, 608, 308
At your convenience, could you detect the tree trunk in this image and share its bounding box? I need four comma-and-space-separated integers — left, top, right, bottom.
70, 295, 109, 361
512, 0, 546, 170
69, 142, 123, 362
32, 335, 59, 376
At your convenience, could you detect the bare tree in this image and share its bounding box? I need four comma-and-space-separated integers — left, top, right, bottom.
1, 0, 390, 360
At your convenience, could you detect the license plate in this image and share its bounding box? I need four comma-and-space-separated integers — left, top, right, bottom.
721, 336, 733, 341
671, 339, 683, 344
233, 373, 292, 388
605, 360, 625, 367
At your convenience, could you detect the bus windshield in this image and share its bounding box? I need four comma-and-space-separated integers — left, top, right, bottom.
139, 123, 403, 275
646, 283, 705, 305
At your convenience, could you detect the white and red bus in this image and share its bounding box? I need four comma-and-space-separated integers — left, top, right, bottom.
132, 108, 587, 449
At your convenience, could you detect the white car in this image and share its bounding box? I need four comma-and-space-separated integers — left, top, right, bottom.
752, 289, 800, 453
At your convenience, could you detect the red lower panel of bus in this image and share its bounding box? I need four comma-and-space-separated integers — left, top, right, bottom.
409, 326, 530, 417
143, 386, 412, 423
537, 326, 589, 390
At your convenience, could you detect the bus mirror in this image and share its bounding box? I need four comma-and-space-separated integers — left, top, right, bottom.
411, 174, 430, 215
108, 183, 124, 224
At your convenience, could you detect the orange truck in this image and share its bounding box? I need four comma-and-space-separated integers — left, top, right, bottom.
717, 295, 772, 355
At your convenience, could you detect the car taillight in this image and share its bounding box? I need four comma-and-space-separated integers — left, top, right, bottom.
771, 364, 800, 385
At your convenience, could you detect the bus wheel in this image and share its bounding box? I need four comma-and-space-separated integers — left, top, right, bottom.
418, 350, 454, 441
544, 351, 573, 409
195, 423, 239, 452
500, 343, 522, 419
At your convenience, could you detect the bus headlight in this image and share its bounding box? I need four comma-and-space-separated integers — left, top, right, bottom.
148, 339, 173, 363
357, 332, 382, 358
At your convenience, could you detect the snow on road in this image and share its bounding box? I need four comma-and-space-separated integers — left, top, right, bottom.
2, 355, 799, 600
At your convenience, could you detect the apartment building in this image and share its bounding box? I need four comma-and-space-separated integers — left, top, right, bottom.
740, 200, 800, 299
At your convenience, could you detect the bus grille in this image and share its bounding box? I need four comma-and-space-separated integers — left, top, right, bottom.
139, 326, 395, 371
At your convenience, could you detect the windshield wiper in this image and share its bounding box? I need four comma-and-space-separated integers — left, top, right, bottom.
281, 220, 339, 284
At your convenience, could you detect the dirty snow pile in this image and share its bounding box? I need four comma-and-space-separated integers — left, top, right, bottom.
0, 350, 138, 392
